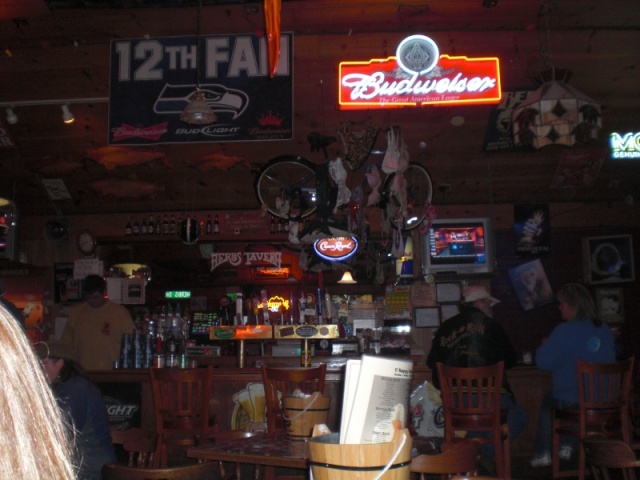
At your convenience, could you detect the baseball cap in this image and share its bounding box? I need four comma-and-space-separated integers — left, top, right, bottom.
34, 340, 74, 360
463, 286, 500, 306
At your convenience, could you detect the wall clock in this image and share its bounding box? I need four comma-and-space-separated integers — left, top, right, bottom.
77, 229, 97, 255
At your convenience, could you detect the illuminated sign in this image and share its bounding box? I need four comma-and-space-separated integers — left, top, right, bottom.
339, 34, 501, 109
165, 290, 191, 299
610, 132, 640, 159
313, 236, 358, 262
257, 295, 291, 313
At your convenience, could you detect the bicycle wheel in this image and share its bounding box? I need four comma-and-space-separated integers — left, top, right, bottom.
381, 163, 433, 230
255, 155, 318, 220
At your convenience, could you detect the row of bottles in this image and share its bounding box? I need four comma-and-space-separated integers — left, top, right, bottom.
124, 213, 220, 236
119, 302, 193, 368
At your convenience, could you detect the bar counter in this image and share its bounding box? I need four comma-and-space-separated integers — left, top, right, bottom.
87, 358, 549, 460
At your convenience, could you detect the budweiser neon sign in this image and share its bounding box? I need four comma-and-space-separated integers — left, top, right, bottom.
339, 34, 501, 109
313, 236, 358, 262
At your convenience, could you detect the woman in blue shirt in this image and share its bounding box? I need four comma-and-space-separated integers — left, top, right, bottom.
529, 283, 615, 467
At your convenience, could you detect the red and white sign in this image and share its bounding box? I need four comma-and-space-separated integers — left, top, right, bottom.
313, 236, 358, 262
339, 35, 501, 109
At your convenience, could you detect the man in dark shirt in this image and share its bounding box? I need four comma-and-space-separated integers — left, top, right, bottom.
427, 286, 528, 466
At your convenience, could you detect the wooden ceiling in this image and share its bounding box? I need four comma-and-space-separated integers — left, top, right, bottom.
0, 0, 638, 218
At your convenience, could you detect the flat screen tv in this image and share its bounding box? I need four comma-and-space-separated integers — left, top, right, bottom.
422, 217, 495, 275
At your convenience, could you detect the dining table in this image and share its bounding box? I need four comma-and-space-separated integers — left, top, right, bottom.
186, 431, 310, 470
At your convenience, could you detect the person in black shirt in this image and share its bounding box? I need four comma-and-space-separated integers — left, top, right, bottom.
427, 286, 528, 467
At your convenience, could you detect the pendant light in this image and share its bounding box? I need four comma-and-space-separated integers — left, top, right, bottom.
180, 0, 216, 125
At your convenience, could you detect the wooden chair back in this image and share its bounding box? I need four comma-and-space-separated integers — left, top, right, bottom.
410, 441, 480, 480
260, 364, 326, 434
436, 361, 510, 480
584, 438, 639, 480
102, 461, 218, 480
553, 356, 635, 480
111, 428, 157, 468
578, 357, 634, 438
149, 366, 213, 467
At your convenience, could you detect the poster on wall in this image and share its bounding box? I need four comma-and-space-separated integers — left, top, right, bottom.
508, 259, 554, 311
108, 33, 293, 145
514, 204, 550, 256
482, 88, 536, 153
54, 263, 83, 304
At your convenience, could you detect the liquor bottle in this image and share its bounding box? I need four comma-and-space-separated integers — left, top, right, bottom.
147, 215, 154, 235
270, 216, 276, 234
162, 214, 169, 235
206, 214, 212, 234
213, 214, 220, 234
169, 215, 176, 234
140, 217, 148, 235
132, 219, 140, 235
155, 216, 161, 235
277, 218, 283, 234
125, 218, 132, 236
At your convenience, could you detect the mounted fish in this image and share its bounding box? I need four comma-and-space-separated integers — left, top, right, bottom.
184, 153, 250, 171
37, 155, 85, 175
89, 178, 165, 198
84, 146, 168, 171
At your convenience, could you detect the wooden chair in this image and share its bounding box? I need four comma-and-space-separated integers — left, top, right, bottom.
552, 357, 635, 480
261, 364, 327, 434
410, 441, 480, 480
102, 461, 218, 480
111, 427, 157, 468
436, 361, 511, 480
149, 366, 214, 467
261, 364, 327, 480
584, 438, 640, 480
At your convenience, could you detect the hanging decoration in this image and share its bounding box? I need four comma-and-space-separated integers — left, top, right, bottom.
511, 0, 601, 149
264, 0, 282, 77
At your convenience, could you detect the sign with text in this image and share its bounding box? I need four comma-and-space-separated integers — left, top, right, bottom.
210, 251, 282, 271
339, 34, 501, 109
109, 33, 293, 145
610, 132, 640, 159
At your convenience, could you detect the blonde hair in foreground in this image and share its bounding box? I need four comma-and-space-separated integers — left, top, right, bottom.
0, 303, 77, 479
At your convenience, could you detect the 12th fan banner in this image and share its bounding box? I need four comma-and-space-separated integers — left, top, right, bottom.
108, 33, 293, 145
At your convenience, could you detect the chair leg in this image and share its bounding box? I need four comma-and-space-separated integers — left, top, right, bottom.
503, 434, 511, 480
552, 415, 561, 479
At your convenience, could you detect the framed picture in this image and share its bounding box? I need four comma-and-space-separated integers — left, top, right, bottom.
53, 263, 83, 304
508, 259, 554, 312
440, 304, 460, 322
414, 307, 440, 328
596, 288, 624, 323
436, 282, 461, 303
583, 235, 635, 284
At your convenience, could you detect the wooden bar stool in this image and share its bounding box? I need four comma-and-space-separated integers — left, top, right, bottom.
436, 361, 511, 480
149, 366, 214, 467
552, 357, 635, 480
110, 427, 157, 468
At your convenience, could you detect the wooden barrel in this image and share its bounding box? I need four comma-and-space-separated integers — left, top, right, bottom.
308, 429, 412, 480
282, 392, 330, 439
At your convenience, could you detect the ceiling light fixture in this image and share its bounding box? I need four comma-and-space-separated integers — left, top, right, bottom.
337, 271, 357, 284
180, 0, 216, 125
0, 98, 109, 125
61, 104, 75, 124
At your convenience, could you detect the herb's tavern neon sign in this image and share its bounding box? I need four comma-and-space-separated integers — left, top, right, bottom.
339, 34, 501, 109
